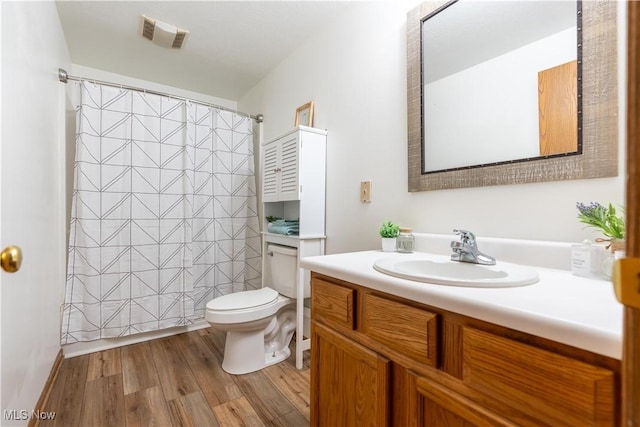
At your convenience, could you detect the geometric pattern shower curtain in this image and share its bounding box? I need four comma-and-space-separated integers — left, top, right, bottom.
61, 81, 261, 344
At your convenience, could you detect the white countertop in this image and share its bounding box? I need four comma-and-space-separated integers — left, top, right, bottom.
300, 250, 623, 359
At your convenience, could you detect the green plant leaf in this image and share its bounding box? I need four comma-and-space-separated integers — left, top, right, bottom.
379, 220, 400, 238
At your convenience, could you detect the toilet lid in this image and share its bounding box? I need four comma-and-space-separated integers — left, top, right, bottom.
206, 287, 279, 311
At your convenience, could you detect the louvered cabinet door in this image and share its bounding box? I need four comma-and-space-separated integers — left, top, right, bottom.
262, 142, 279, 202
277, 134, 300, 201
261, 134, 300, 202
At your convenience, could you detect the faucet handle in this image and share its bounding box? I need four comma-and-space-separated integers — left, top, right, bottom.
453, 229, 476, 244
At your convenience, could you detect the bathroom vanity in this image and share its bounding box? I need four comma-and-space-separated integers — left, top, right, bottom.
301, 250, 622, 426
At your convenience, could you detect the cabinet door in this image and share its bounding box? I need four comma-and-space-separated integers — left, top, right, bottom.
263, 142, 279, 202
311, 322, 390, 427
262, 134, 300, 202
278, 134, 299, 201
409, 372, 517, 427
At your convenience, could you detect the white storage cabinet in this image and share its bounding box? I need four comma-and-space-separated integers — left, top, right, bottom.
261, 125, 327, 369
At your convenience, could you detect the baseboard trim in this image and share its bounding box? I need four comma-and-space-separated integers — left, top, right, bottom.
62, 320, 211, 358
29, 349, 64, 427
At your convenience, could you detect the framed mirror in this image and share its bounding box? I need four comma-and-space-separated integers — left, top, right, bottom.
407, 1, 617, 191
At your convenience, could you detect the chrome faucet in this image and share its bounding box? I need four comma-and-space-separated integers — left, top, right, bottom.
450, 229, 496, 265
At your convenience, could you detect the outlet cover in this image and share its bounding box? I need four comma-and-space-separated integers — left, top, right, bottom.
360, 181, 372, 203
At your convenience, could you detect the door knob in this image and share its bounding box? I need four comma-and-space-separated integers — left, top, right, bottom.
1, 245, 22, 273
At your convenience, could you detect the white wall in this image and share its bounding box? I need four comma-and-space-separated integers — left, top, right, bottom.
1, 1, 71, 423
239, 1, 626, 255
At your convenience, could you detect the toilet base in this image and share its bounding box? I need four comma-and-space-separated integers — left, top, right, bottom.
210, 296, 297, 375
222, 329, 267, 375
220, 314, 295, 375
264, 346, 291, 369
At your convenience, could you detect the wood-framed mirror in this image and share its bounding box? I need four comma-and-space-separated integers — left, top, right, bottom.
407, 0, 618, 191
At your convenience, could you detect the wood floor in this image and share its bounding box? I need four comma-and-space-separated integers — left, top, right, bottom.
37, 327, 310, 427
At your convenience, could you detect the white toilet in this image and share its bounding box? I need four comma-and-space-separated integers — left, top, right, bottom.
205, 243, 303, 375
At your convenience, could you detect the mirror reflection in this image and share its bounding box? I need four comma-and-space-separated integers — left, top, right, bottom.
421, 0, 580, 173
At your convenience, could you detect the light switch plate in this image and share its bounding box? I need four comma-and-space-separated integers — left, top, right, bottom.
360, 181, 372, 203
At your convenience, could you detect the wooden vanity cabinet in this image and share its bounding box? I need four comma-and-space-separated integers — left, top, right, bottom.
310, 273, 620, 427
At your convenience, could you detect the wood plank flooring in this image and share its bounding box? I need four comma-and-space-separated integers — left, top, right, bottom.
37, 327, 310, 427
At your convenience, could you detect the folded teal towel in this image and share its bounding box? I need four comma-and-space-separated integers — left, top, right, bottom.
268, 219, 299, 235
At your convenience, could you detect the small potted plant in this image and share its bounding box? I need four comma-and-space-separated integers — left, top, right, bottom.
576, 202, 625, 251
379, 220, 400, 252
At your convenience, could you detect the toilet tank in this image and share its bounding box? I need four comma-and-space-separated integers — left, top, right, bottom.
265, 244, 306, 298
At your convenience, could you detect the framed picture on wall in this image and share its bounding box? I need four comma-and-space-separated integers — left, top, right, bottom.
295, 101, 314, 127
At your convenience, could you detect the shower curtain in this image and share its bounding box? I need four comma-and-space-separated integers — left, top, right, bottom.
61, 81, 261, 344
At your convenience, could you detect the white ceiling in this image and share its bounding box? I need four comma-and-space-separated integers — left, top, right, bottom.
56, 1, 352, 100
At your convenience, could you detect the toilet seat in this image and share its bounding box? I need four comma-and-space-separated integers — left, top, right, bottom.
207, 287, 278, 311
205, 287, 290, 325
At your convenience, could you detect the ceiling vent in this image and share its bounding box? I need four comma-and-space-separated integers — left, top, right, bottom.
140, 15, 189, 49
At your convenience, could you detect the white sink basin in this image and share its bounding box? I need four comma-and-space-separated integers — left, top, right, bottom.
373, 255, 539, 287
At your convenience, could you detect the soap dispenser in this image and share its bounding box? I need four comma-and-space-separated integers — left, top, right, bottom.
571, 240, 606, 278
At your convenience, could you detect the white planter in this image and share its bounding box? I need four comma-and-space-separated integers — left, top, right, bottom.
381, 237, 397, 252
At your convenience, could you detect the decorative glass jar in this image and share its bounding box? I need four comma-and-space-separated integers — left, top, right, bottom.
396, 228, 415, 253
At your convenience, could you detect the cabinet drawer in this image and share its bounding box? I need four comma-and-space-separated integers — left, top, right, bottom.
311, 278, 356, 330
361, 293, 438, 366
462, 327, 616, 426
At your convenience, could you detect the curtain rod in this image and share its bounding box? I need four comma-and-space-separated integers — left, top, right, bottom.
57, 68, 263, 123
